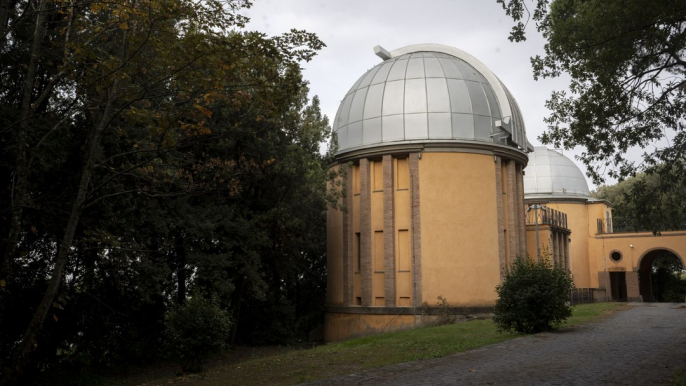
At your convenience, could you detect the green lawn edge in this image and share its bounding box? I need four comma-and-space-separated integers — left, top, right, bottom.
135, 302, 621, 386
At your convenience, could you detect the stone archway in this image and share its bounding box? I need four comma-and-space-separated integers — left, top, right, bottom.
637, 248, 685, 302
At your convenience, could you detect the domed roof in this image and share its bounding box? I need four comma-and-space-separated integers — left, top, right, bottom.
333, 44, 529, 155
523, 147, 591, 200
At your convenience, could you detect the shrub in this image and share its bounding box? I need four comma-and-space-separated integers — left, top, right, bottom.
420, 295, 454, 326
163, 296, 232, 373
493, 256, 574, 334
434, 295, 454, 325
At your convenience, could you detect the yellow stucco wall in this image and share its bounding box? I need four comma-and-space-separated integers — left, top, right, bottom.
539, 202, 593, 288
589, 231, 686, 275
525, 225, 552, 261
525, 199, 686, 292
418, 152, 501, 306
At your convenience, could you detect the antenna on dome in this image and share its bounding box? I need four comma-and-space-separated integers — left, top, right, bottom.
374, 45, 392, 60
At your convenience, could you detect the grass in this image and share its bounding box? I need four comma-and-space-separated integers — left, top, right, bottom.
560, 302, 623, 327
671, 366, 686, 386
128, 302, 622, 386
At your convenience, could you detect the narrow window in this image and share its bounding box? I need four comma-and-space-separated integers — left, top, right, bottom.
396, 158, 409, 190
374, 230, 384, 272
398, 229, 411, 272
373, 160, 384, 192
353, 164, 360, 195
355, 232, 361, 272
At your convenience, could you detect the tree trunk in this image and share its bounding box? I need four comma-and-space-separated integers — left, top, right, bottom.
176, 237, 186, 305
0, 0, 48, 283
0, 0, 11, 52
229, 276, 246, 346
1, 86, 118, 386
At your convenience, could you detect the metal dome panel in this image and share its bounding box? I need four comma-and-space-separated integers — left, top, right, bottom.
333, 44, 529, 155
523, 147, 591, 200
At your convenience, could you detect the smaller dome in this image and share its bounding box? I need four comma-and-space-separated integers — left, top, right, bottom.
524, 147, 591, 200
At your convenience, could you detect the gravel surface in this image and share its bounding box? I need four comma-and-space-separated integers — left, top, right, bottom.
308, 303, 686, 385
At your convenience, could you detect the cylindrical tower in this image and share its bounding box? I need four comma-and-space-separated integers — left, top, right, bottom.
326, 44, 531, 342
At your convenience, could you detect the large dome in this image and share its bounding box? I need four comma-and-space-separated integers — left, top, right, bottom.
523, 147, 591, 200
333, 44, 529, 155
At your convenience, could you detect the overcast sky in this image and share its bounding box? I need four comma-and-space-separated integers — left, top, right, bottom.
241, 0, 605, 189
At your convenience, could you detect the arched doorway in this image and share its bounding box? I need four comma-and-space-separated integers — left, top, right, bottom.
638, 248, 685, 302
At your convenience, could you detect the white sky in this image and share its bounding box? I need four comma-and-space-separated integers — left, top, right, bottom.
242, 0, 608, 190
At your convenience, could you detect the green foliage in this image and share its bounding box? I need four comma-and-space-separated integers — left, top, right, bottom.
593, 165, 686, 233
497, 0, 686, 190
164, 297, 232, 373
651, 253, 686, 303
494, 256, 574, 334
0, 0, 331, 379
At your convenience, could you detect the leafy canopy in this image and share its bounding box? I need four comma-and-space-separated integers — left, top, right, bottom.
0, 0, 333, 380
497, 0, 686, 187
593, 164, 686, 233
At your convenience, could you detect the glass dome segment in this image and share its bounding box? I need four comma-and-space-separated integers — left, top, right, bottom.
333, 45, 528, 155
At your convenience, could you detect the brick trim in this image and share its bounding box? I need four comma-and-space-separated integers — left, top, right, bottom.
343, 164, 353, 305
359, 159, 373, 306
494, 157, 507, 281
383, 155, 396, 306
505, 161, 518, 261
564, 234, 570, 270
516, 164, 527, 257
409, 153, 423, 305
511, 163, 522, 258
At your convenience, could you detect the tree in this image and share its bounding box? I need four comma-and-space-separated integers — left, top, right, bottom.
497, 0, 686, 190
593, 165, 686, 233
0, 0, 328, 382
650, 252, 686, 303
164, 296, 232, 373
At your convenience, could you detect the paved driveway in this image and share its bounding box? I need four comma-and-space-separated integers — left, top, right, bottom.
310, 303, 686, 385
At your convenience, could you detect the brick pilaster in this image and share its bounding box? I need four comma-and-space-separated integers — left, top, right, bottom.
516, 164, 527, 257
505, 161, 518, 261
564, 235, 570, 271
553, 232, 559, 265
342, 164, 353, 305
494, 156, 507, 281
409, 153, 423, 304
383, 155, 396, 306
359, 159, 373, 306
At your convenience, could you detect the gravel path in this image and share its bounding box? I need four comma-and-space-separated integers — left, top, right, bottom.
310, 303, 686, 385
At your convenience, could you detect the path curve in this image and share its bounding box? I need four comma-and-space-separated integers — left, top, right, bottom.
310, 303, 686, 385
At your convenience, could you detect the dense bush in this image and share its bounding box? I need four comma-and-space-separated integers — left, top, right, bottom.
493, 257, 574, 334
164, 297, 232, 373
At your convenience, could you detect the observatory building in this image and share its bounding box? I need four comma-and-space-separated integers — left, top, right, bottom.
523, 147, 686, 304
325, 44, 533, 342
325, 44, 686, 343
